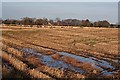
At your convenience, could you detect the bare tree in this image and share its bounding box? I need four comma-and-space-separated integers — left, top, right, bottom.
42, 18, 48, 27
80, 19, 92, 27
93, 20, 110, 27
55, 17, 61, 26
35, 19, 43, 27
21, 17, 34, 27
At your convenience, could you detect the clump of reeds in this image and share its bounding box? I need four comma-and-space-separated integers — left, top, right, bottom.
37, 65, 65, 78
1, 51, 52, 78
1, 51, 27, 71
2, 44, 24, 58
27, 55, 44, 66
62, 56, 83, 67
27, 69, 51, 78
51, 54, 62, 60
45, 51, 55, 55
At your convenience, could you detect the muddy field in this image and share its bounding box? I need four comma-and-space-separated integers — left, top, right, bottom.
1, 26, 120, 79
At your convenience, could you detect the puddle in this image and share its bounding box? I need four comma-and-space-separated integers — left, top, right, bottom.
55, 52, 117, 77
99, 70, 115, 77
20, 48, 116, 76
20, 48, 86, 74
102, 57, 118, 63
40, 55, 85, 74
57, 52, 114, 69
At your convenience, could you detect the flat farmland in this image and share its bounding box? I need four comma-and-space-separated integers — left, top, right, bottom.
1, 26, 119, 79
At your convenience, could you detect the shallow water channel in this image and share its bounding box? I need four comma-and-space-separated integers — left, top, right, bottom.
21, 48, 86, 74
20, 48, 116, 76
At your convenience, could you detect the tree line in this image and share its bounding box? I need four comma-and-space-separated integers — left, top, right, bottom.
1, 17, 119, 28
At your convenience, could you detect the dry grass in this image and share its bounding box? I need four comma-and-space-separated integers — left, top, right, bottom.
45, 51, 56, 55
1, 26, 119, 79
61, 56, 100, 74
1, 42, 85, 78
37, 65, 85, 78
2, 26, 118, 56
51, 54, 62, 60
27, 55, 44, 66
1, 51, 52, 78
0, 51, 27, 71
62, 56, 83, 67
2, 44, 24, 58
27, 69, 51, 78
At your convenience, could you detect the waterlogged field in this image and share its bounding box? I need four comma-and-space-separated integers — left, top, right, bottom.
1, 26, 120, 79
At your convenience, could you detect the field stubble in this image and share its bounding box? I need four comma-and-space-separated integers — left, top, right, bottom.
1, 26, 119, 79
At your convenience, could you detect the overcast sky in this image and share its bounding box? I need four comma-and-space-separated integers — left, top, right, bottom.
1, 0, 120, 2
2, 2, 118, 23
